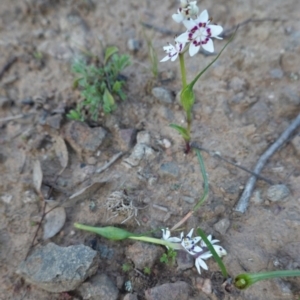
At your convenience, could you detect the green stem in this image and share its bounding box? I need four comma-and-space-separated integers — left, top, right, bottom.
235, 270, 300, 289
74, 223, 182, 250
179, 53, 187, 88
197, 228, 228, 278
193, 148, 209, 211
129, 236, 182, 250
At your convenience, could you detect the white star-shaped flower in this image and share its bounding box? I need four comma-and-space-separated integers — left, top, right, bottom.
160, 41, 186, 62
175, 9, 223, 55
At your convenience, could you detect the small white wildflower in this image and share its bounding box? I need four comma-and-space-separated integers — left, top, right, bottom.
175, 9, 223, 55
180, 228, 201, 251
172, 0, 199, 23
160, 41, 186, 62
180, 231, 227, 274
161, 228, 182, 243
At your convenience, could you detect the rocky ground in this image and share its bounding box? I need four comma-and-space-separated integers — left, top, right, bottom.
0, 0, 300, 299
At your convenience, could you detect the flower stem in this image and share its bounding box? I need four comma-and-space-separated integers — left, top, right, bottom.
129, 236, 182, 250
179, 53, 187, 88
235, 270, 300, 289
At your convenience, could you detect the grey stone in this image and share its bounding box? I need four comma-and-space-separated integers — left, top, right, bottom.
123, 143, 155, 167
126, 242, 163, 269
118, 128, 137, 150
176, 250, 194, 271
159, 162, 179, 178
152, 87, 174, 104
145, 281, 190, 300
45, 114, 63, 129
214, 218, 230, 235
64, 121, 107, 158
127, 39, 140, 52
269, 68, 284, 79
17, 243, 99, 293
182, 196, 195, 204
267, 184, 290, 202
136, 131, 151, 144
78, 274, 119, 300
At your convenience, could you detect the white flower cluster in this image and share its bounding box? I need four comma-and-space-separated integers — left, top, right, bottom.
162, 228, 227, 274
161, 0, 223, 62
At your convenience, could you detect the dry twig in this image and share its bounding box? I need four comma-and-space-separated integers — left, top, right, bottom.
96, 152, 123, 173
235, 113, 300, 213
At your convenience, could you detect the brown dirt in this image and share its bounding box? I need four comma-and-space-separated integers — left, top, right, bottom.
0, 0, 300, 299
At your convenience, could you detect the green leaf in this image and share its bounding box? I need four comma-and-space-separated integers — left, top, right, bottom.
103, 88, 116, 113
67, 109, 82, 121
74, 223, 134, 240
180, 85, 195, 123
197, 228, 228, 278
169, 124, 190, 141
104, 46, 119, 65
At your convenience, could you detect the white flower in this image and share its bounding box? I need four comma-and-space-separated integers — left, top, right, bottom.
160, 41, 186, 62
161, 228, 182, 243
180, 228, 201, 251
180, 231, 227, 274
172, 0, 199, 23
175, 9, 223, 55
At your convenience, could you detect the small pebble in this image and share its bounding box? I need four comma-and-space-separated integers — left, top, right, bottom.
127, 39, 140, 52
152, 87, 174, 104
162, 138, 171, 149
214, 218, 230, 235
267, 184, 290, 202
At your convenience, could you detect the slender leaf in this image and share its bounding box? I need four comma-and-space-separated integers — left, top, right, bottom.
169, 124, 190, 141
193, 149, 209, 211
197, 228, 228, 278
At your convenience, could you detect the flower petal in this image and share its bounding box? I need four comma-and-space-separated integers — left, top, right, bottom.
195, 257, 208, 273
202, 38, 214, 53
172, 12, 184, 23
208, 24, 223, 38
171, 52, 179, 61
187, 228, 194, 238
175, 32, 189, 44
182, 18, 196, 30
199, 252, 213, 260
160, 55, 170, 62
197, 9, 209, 23
189, 41, 200, 56
168, 236, 182, 242
213, 245, 227, 257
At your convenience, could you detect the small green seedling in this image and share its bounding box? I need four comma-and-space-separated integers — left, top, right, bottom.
67, 46, 130, 121
143, 266, 151, 275
160, 248, 177, 265
122, 262, 133, 272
